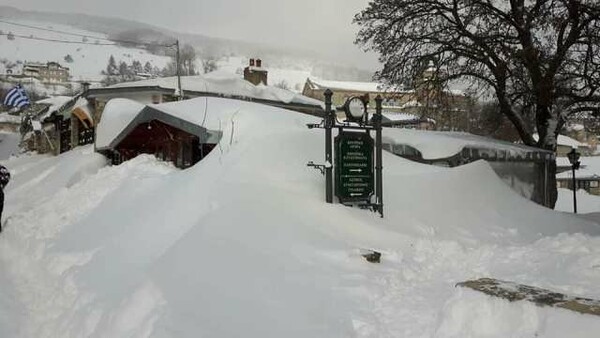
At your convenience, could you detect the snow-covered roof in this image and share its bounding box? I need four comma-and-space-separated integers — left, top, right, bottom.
97, 96, 300, 151
533, 134, 587, 148
35, 96, 73, 107
72, 97, 94, 123
557, 169, 600, 180
0, 113, 21, 124
306, 77, 408, 93
384, 129, 552, 160
105, 75, 324, 108
36, 95, 73, 119
399, 100, 422, 109
557, 156, 600, 179
381, 112, 420, 122
96, 99, 146, 149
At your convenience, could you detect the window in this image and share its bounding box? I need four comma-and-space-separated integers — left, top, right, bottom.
590, 181, 599, 188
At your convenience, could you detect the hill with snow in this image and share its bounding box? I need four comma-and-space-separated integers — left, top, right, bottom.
0, 6, 374, 95
0, 19, 171, 83
0, 97, 599, 337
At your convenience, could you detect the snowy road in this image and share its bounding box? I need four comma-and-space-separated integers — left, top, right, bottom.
0, 132, 20, 161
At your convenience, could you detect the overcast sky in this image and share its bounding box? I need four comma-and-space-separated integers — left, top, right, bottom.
2, 0, 379, 69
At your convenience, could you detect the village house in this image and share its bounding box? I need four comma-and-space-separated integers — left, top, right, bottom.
23, 85, 94, 155
24, 62, 325, 156
243, 58, 268, 86
302, 68, 473, 130
95, 98, 221, 169
22, 62, 70, 83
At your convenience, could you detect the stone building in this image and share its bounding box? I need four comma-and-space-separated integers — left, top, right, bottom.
243, 58, 268, 86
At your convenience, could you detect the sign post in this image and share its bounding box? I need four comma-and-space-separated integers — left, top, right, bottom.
307, 92, 384, 217
335, 131, 374, 202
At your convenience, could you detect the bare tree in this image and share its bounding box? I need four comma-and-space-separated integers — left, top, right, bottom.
163, 44, 198, 76
202, 58, 218, 74
355, 0, 600, 207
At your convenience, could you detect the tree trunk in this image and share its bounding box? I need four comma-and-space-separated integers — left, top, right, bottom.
535, 105, 561, 209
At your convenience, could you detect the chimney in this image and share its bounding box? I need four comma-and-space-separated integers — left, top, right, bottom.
243, 58, 268, 86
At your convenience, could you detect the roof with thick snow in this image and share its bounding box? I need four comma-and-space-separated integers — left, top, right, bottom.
96, 96, 304, 151
384, 129, 553, 160
93, 75, 324, 109
533, 134, 588, 148
557, 168, 600, 180
306, 77, 408, 93
36, 95, 74, 119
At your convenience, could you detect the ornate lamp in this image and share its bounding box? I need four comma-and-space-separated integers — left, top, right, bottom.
567, 148, 581, 213
343, 96, 368, 125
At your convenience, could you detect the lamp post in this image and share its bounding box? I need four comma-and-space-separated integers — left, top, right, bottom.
567, 148, 581, 214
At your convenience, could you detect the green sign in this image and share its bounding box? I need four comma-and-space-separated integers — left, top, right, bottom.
335, 131, 374, 202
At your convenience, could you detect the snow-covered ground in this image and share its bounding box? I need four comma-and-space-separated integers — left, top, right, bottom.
0, 132, 20, 160
556, 188, 600, 214
556, 156, 600, 214
0, 98, 600, 337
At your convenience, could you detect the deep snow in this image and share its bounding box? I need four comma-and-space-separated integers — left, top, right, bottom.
0, 98, 599, 337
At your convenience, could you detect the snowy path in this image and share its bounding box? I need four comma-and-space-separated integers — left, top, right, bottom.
0, 132, 20, 161
0, 244, 25, 337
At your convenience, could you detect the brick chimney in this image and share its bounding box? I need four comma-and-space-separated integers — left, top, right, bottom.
243, 58, 268, 86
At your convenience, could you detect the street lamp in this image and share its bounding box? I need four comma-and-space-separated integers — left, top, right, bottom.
567, 148, 581, 214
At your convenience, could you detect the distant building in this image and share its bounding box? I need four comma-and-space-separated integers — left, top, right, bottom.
22, 62, 70, 83
243, 58, 268, 86
302, 72, 473, 130
534, 134, 593, 157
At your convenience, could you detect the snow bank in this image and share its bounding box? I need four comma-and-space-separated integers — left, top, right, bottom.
556, 188, 600, 214
436, 288, 600, 337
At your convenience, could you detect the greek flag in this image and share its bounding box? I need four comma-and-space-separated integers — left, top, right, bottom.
3, 85, 31, 108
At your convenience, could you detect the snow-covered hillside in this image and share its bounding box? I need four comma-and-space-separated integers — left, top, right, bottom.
0, 20, 319, 95
1, 98, 600, 337
0, 20, 171, 82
